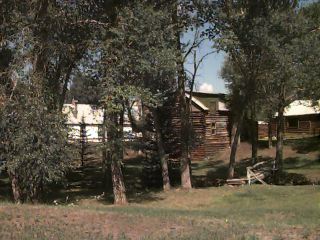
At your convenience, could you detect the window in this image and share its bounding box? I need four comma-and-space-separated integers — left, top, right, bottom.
211, 122, 216, 135
287, 118, 299, 128
216, 121, 227, 129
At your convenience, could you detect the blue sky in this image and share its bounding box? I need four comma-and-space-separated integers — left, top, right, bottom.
183, 31, 227, 94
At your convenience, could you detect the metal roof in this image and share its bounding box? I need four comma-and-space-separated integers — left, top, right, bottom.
284, 100, 320, 116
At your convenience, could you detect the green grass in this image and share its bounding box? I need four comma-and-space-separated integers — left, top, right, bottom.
0, 186, 319, 239
283, 137, 320, 183
0, 138, 319, 239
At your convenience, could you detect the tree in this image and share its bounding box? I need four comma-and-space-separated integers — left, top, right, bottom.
261, 2, 320, 171
0, 0, 127, 203
220, 57, 246, 178
99, 1, 177, 196
299, 2, 320, 102
172, 0, 200, 189
0, 85, 72, 203
68, 72, 102, 104
202, 0, 299, 178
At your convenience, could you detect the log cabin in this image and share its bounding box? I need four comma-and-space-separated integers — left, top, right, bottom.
258, 100, 320, 139
166, 92, 230, 161
282, 100, 320, 137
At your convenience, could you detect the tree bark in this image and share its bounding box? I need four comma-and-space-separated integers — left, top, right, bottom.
153, 108, 171, 191
251, 104, 258, 164
175, 24, 192, 190
59, 63, 74, 111
268, 117, 273, 149
275, 103, 285, 171
111, 151, 127, 205
109, 113, 127, 205
9, 173, 22, 203
228, 111, 244, 179
178, 65, 192, 188
101, 110, 110, 189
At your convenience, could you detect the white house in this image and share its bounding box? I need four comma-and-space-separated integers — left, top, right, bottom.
63, 100, 141, 142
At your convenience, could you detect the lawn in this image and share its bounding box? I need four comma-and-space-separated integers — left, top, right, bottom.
0, 186, 319, 240
0, 137, 319, 239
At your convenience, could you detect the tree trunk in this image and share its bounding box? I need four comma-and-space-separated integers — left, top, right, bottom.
251, 104, 258, 164
153, 108, 171, 191
9, 173, 22, 203
80, 123, 86, 166
228, 111, 244, 179
230, 115, 242, 147
109, 113, 127, 205
101, 111, 110, 189
275, 103, 285, 171
59, 63, 74, 111
178, 69, 192, 189
111, 151, 127, 205
268, 117, 273, 149
175, 23, 192, 190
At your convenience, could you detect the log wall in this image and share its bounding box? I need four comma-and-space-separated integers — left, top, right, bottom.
258, 114, 320, 138
165, 102, 230, 161
204, 113, 230, 156
285, 115, 320, 135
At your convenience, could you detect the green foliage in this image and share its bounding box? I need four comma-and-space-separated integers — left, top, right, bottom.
298, 2, 320, 101
99, 0, 178, 135
100, 0, 177, 101
68, 72, 102, 104
0, 87, 72, 202
218, 1, 320, 113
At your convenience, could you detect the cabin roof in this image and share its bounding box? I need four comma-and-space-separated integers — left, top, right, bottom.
185, 93, 209, 111
186, 92, 228, 113
284, 100, 320, 116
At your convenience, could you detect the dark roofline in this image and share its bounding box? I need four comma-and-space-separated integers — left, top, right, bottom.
187, 91, 226, 99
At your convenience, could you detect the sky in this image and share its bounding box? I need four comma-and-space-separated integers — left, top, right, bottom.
183, 31, 227, 94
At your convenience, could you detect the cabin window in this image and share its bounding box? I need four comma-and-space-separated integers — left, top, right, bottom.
211, 122, 216, 135
216, 121, 227, 129
287, 118, 299, 128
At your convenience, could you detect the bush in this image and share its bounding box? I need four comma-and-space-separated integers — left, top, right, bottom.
0, 92, 73, 203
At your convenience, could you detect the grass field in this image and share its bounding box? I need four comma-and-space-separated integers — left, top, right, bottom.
0, 186, 319, 239
0, 137, 319, 239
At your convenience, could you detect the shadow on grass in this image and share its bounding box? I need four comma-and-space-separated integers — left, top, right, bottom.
192, 155, 277, 188
284, 157, 320, 170
1, 140, 318, 204
286, 137, 320, 154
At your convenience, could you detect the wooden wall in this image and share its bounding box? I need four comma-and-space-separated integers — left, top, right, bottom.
285, 114, 320, 136
204, 113, 230, 157
258, 114, 320, 138
165, 103, 230, 161
258, 122, 276, 139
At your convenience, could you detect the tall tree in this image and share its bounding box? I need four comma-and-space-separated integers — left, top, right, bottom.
202, 0, 299, 178
172, 0, 200, 189
299, 2, 320, 102
261, 2, 319, 171
100, 1, 177, 200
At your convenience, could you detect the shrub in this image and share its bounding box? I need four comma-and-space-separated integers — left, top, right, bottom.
0, 91, 72, 203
